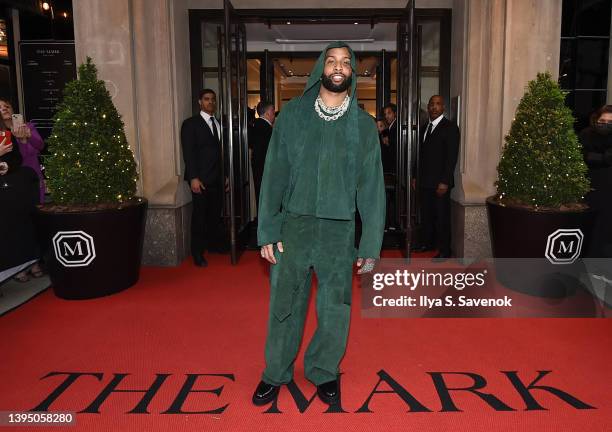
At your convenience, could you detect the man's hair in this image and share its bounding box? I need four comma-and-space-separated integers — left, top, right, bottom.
590, 104, 612, 127
383, 103, 397, 114
428, 94, 445, 105
198, 88, 216, 100
256, 100, 274, 117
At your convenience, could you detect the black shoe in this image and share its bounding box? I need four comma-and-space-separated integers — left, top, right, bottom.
412, 245, 434, 253
193, 255, 208, 267
252, 380, 279, 406
317, 379, 340, 405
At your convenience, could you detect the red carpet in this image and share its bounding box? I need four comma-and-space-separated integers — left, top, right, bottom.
0, 251, 610, 431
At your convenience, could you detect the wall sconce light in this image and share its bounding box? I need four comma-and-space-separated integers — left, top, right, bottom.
41, 1, 55, 20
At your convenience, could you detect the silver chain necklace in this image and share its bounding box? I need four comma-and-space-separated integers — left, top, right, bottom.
315, 95, 350, 121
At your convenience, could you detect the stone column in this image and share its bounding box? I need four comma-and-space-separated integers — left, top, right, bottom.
73, 0, 192, 265
73, 0, 141, 182
451, 0, 562, 258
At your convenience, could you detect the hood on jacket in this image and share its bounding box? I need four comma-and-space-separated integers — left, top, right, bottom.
288, 41, 361, 203
301, 41, 358, 105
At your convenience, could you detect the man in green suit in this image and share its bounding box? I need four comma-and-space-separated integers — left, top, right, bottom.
252, 42, 386, 406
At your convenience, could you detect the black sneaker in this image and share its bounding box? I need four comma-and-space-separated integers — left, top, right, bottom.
316, 379, 340, 405
252, 380, 280, 406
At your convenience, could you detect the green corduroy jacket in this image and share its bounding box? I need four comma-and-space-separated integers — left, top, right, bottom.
257, 41, 386, 259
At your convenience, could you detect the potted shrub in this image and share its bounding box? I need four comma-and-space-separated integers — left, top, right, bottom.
486, 72, 596, 297
37, 58, 147, 299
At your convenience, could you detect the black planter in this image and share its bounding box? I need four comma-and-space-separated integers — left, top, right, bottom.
37, 199, 147, 300
486, 196, 596, 257
486, 196, 597, 298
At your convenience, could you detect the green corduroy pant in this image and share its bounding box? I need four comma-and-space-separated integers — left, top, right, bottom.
262, 212, 355, 386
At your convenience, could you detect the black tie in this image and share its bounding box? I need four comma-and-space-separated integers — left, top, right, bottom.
424, 122, 433, 142
210, 117, 219, 141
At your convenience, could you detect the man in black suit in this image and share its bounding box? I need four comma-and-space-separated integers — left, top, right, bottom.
181, 89, 224, 267
414, 95, 460, 258
381, 103, 398, 229
382, 103, 397, 175
250, 100, 275, 207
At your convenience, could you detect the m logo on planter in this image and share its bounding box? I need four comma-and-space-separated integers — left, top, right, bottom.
545, 229, 584, 265
52, 231, 97, 268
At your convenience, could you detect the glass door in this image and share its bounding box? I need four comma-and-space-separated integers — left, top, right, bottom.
221, 0, 250, 264
396, 0, 419, 258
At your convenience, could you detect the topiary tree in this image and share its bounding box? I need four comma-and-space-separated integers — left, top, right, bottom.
45, 57, 138, 205
495, 72, 590, 209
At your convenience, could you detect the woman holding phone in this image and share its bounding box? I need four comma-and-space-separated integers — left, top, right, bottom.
0, 99, 45, 203
0, 98, 45, 281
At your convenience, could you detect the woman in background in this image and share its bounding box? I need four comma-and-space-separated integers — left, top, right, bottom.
0, 99, 45, 203
0, 99, 45, 281
580, 105, 612, 257
376, 117, 389, 145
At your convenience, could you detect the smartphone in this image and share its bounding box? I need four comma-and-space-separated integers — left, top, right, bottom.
11, 114, 24, 128
0, 130, 12, 146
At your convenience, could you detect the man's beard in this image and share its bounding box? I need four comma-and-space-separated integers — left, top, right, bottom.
321, 72, 352, 93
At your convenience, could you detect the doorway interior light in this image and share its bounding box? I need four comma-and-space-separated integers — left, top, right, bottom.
275, 38, 375, 44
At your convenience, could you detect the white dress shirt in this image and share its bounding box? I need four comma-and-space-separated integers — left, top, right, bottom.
423, 114, 444, 142
200, 110, 221, 139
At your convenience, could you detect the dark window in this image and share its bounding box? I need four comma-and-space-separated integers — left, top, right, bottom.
560, 0, 611, 131
562, 0, 611, 37
19, 0, 73, 41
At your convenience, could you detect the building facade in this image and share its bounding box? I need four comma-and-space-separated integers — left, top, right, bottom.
5, 0, 612, 265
